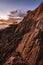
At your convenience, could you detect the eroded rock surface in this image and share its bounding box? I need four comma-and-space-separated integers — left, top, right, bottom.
0, 2, 43, 65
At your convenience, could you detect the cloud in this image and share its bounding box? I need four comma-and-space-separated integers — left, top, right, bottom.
8, 10, 26, 19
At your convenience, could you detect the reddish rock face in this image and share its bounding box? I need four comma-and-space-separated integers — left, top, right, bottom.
26, 2, 43, 20
0, 2, 43, 65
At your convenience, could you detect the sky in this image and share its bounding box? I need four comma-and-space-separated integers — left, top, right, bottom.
0, 0, 43, 20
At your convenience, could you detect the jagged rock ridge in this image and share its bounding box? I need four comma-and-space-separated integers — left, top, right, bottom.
0, 2, 43, 65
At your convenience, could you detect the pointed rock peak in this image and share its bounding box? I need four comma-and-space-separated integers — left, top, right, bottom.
40, 2, 43, 6
37, 2, 43, 11
34, 2, 43, 17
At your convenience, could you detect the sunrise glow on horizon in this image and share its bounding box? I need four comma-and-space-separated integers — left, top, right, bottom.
0, 15, 8, 20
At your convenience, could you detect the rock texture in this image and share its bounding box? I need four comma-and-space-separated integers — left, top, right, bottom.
0, 2, 43, 65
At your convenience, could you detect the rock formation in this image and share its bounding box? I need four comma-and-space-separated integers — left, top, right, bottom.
0, 2, 43, 65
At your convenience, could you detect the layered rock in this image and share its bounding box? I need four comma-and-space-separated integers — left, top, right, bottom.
0, 2, 43, 65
